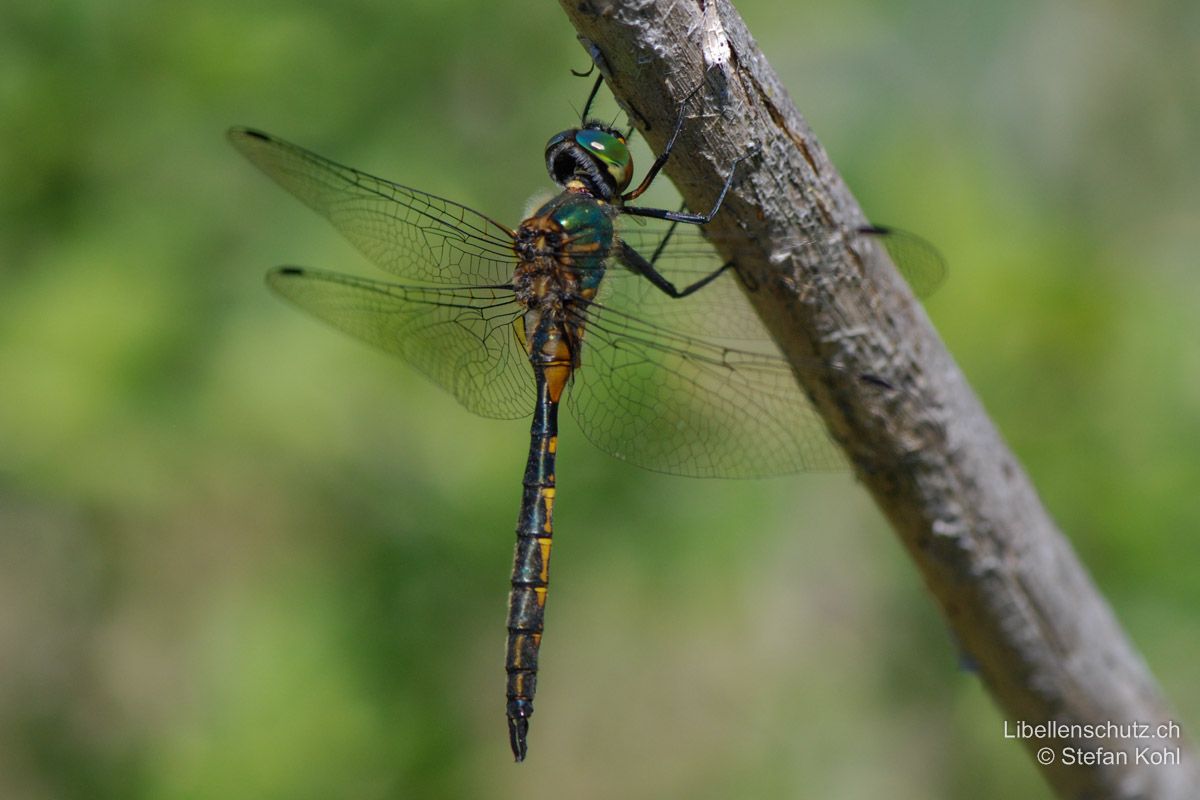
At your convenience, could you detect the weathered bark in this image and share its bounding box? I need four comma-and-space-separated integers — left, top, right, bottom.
556, 1, 1197, 797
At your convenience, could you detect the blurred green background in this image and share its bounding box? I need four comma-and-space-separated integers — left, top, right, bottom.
2, 1, 1197, 797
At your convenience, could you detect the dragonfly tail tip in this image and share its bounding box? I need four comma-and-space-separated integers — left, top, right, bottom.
508, 716, 530, 762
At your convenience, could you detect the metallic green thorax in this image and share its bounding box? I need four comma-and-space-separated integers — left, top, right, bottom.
531, 193, 614, 290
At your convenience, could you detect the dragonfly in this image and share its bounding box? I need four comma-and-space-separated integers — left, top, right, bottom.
229, 90, 944, 762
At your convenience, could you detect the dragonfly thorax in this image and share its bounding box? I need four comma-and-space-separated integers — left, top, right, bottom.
513, 192, 615, 296
513, 217, 567, 265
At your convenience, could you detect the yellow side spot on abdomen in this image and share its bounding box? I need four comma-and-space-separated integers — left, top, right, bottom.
537, 537, 552, 582
534, 586, 548, 607
511, 634, 528, 668
541, 487, 556, 532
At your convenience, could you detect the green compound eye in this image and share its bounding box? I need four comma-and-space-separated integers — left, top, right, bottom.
575, 129, 633, 192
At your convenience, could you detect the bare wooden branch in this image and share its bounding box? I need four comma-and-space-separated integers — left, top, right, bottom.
556, 1, 1197, 796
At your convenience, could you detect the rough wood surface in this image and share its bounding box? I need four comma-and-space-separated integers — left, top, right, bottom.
556, 1, 1197, 797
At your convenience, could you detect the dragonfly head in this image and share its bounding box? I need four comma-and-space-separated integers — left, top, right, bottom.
545, 122, 633, 201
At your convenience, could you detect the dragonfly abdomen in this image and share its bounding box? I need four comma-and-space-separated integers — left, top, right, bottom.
505, 361, 562, 762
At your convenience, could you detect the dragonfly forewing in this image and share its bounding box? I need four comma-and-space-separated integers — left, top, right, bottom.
230, 128, 518, 287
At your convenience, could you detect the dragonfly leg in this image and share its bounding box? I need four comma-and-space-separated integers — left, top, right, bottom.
616, 239, 733, 298
646, 206, 685, 266
620, 84, 700, 203
621, 145, 756, 225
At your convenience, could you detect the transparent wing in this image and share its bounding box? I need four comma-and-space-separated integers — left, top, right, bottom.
860, 225, 947, 299
605, 227, 767, 341
230, 128, 518, 286
611, 222, 947, 341
565, 298, 851, 478
268, 267, 532, 419
564, 222, 940, 478
235, 129, 938, 474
